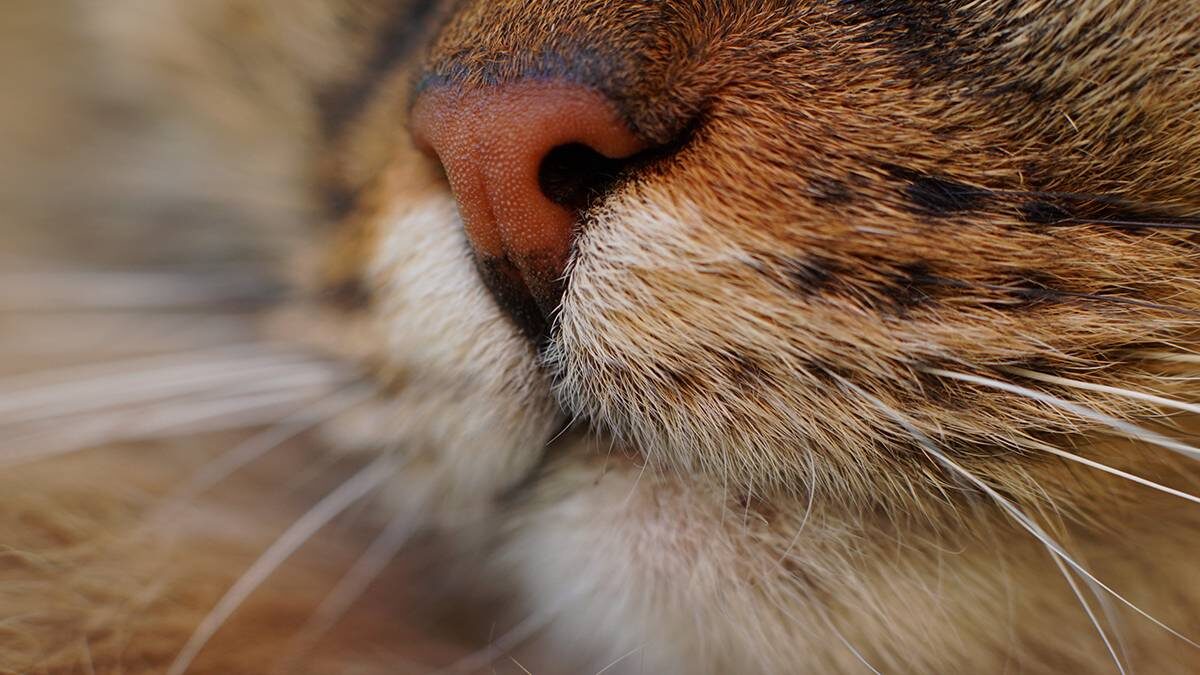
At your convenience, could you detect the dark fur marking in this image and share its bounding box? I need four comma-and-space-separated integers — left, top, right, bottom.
1001, 270, 1061, 307
321, 277, 371, 312
1019, 201, 1070, 225
728, 352, 769, 386
905, 367, 965, 411
317, 0, 440, 139
837, 1, 1143, 110
782, 255, 843, 296
662, 368, 705, 400
802, 357, 852, 385
808, 176, 855, 205
1016, 195, 1200, 233
322, 184, 359, 220
874, 261, 940, 314
883, 165, 989, 216
837, 0, 960, 60
413, 43, 649, 133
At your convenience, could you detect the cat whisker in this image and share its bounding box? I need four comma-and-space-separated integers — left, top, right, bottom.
149, 385, 377, 527
0, 269, 282, 312
0, 384, 337, 468
0, 343, 272, 392
594, 643, 646, 675
0, 361, 339, 428
775, 470, 816, 567
165, 456, 398, 675
1001, 367, 1200, 417
842, 381, 1129, 673
3, 360, 342, 431
1025, 440, 1200, 506
434, 605, 565, 675
1, 314, 260, 359
274, 510, 422, 675
78, 637, 96, 675
814, 607, 884, 675
852, 376, 1200, 652
924, 369, 1200, 461
1133, 351, 1200, 365
0, 349, 332, 425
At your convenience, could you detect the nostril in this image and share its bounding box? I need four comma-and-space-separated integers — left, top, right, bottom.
538, 142, 633, 212
409, 81, 652, 340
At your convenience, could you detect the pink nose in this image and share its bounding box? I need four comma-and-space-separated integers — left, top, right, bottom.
410, 82, 646, 328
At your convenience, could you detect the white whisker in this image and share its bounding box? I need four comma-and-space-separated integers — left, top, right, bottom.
595, 644, 646, 675
1026, 440, 1200, 506
813, 607, 883, 675
1133, 351, 1200, 365
775, 473, 816, 567
0, 270, 275, 312
165, 457, 396, 675
847, 379, 1200, 656
0, 386, 330, 468
0, 344, 271, 392
79, 637, 96, 675
0, 354, 334, 426
842, 380, 1129, 673
273, 510, 421, 674
1004, 367, 1200, 416
150, 386, 376, 525
925, 369, 1200, 461
0, 314, 256, 359
435, 595, 578, 675
1048, 549, 1129, 675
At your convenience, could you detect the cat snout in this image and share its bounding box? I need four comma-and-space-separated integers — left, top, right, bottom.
410, 81, 646, 340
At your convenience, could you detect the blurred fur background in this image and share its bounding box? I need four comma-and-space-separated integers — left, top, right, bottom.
0, 3, 502, 672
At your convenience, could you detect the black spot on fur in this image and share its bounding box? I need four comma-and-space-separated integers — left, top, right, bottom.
1002, 270, 1061, 307
662, 368, 706, 402
782, 255, 843, 296
875, 261, 940, 314
1019, 201, 1070, 225
884, 165, 989, 216
1015, 196, 1200, 234
837, 0, 962, 64
808, 176, 855, 205
802, 357, 853, 385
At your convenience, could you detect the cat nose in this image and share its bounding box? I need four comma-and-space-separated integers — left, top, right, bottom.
410, 82, 646, 337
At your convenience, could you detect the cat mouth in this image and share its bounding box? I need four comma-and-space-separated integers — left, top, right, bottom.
474, 253, 563, 343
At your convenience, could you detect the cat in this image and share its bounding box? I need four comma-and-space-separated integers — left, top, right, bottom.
3, 1, 1199, 673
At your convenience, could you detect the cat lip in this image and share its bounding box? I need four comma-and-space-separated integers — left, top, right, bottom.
474, 253, 557, 343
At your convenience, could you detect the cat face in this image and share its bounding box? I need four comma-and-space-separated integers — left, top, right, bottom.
288, 0, 1200, 670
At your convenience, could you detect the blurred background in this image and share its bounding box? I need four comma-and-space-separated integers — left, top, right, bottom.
2, 0, 316, 266
0, 4, 510, 672
1, 0, 334, 374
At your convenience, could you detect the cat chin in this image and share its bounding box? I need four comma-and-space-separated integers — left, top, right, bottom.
483, 445, 930, 675
480, 440, 1190, 675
